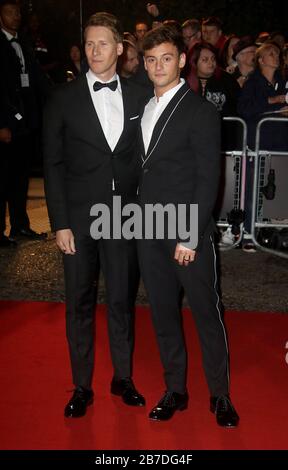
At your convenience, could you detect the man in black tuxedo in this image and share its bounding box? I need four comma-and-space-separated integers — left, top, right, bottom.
138, 25, 239, 427
43, 12, 148, 418
0, 0, 49, 247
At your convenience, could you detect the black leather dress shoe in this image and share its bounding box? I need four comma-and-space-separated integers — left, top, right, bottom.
111, 377, 145, 406
210, 395, 239, 428
149, 391, 188, 421
64, 387, 94, 418
0, 235, 17, 248
9, 228, 47, 241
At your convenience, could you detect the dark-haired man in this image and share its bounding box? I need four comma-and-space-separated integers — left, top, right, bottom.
0, 0, 48, 246
137, 25, 239, 427
202, 16, 226, 52
44, 12, 149, 418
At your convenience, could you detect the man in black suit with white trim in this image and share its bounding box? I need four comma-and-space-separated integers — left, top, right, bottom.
44, 12, 148, 418
138, 25, 239, 427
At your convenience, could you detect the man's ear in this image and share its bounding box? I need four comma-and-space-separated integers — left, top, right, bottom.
117, 42, 123, 57
179, 52, 186, 70
143, 57, 148, 71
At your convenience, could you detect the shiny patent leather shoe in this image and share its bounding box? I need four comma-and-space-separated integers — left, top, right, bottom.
149, 391, 188, 421
0, 235, 17, 248
64, 386, 94, 418
9, 228, 47, 241
210, 395, 239, 428
111, 377, 145, 406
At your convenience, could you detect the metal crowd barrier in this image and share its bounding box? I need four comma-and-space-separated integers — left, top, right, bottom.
250, 116, 288, 259
216, 116, 247, 250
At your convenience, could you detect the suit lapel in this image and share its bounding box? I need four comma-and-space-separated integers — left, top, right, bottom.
142, 82, 191, 164
113, 78, 132, 153
77, 74, 112, 153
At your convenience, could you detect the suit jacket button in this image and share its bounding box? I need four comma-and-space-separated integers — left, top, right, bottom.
143, 168, 149, 174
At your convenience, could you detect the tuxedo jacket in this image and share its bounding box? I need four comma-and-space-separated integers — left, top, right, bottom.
43, 74, 150, 231
138, 82, 221, 248
0, 30, 49, 136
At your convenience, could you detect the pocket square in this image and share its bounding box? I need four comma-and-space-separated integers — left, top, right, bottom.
129, 115, 139, 120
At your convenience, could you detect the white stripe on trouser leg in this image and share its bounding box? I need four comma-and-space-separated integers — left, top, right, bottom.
210, 235, 230, 387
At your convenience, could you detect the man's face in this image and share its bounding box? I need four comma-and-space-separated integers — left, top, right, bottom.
182, 26, 198, 49
85, 26, 123, 79
0, 4, 21, 34
202, 25, 221, 46
135, 23, 148, 40
122, 46, 139, 76
144, 42, 185, 95
236, 46, 256, 67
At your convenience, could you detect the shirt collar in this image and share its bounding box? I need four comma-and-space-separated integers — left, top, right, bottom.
153, 78, 185, 104
1, 28, 18, 41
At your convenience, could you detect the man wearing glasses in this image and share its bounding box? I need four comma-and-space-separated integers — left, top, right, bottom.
182, 19, 201, 51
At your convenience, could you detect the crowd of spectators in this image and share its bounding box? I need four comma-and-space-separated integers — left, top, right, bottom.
1, 1, 288, 250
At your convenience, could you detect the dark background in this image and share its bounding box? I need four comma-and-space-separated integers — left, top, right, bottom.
21, 0, 288, 62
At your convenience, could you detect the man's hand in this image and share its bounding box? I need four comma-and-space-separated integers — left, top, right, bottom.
174, 243, 196, 266
280, 105, 288, 115
0, 127, 12, 144
56, 229, 76, 255
268, 95, 286, 105
146, 3, 159, 17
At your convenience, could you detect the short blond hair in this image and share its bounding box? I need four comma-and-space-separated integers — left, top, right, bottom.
256, 42, 280, 66
84, 12, 123, 43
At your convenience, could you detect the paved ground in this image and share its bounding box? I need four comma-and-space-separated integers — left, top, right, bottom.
0, 179, 288, 312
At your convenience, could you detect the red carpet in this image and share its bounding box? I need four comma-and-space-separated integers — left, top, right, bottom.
0, 301, 288, 450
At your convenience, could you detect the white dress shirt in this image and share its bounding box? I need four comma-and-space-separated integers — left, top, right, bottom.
141, 79, 185, 153
86, 69, 124, 151
1, 28, 25, 72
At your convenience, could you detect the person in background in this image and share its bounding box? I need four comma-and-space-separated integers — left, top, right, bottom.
188, 42, 240, 118
220, 34, 239, 72
255, 31, 269, 46
65, 44, 83, 81
182, 18, 201, 52
268, 31, 286, 50
202, 16, 226, 54
0, 0, 49, 247
238, 42, 288, 252
117, 39, 139, 78
230, 36, 257, 88
238, 42, 288, 150
134, 21, 148, 52
25, 12, 58, 80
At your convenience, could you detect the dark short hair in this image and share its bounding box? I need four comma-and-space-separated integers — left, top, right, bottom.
163, 20, 182, 35
202, 16, 223, 30
142, 25, 185, 55
0, 0, 18, 12
190, 42, 218, 66
182, 19, 201, 33
84, 12, 123, 43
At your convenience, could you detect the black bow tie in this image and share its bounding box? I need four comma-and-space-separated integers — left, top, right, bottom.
10, 37, 19, 43
93, 80, 118, 92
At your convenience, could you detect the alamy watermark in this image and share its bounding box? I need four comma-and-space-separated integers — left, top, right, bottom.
90, 196, 198, 250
